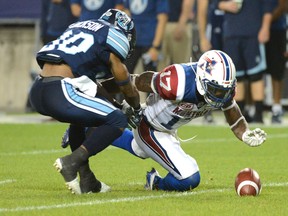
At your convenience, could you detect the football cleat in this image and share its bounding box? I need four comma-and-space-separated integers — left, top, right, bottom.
61, 128, 70, 148
54, 157, 81, 194
99, 182, 111, 193
271, 113, 282, 124
144, 168, 161, 190
80, 171, 111, 193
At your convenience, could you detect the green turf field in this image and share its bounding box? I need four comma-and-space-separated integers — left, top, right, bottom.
0, 122, 287, 215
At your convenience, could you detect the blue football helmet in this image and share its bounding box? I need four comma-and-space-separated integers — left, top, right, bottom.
99, 9, 136, 58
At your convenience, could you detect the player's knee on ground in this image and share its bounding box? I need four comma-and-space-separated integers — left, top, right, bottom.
156, 171, 200, 191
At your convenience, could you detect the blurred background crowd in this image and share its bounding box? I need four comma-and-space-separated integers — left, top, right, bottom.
0, 0, 287, 124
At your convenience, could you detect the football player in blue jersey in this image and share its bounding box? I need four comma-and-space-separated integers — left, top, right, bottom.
29, 9, 141, 194
217, 0, 274, 123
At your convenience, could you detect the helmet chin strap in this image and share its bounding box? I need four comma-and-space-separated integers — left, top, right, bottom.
196, 74, 206, 96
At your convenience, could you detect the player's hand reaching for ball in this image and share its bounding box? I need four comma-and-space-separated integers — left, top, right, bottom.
242, 128, 267, 147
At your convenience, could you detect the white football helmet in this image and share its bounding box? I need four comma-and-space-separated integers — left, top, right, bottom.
196, 50, 236, 108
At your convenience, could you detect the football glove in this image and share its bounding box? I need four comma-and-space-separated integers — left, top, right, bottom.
121, 100, 143, 129
242, 128, 267, 147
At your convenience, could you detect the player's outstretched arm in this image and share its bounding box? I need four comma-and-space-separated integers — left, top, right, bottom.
223, 100, 267, 147
100, 71, 156, 94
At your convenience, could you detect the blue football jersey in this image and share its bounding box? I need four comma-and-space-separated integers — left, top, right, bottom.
36, 19, 130, 80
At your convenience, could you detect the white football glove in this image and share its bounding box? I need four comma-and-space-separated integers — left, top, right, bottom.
121, 100, 143, 129
121, 100, 133, 116
242, 128, 267, 147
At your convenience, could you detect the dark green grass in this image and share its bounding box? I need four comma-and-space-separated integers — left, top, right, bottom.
0, 123, 287, 215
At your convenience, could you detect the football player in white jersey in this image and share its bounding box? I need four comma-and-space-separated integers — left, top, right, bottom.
63, 50, 267, 192
110, 50, 267, 191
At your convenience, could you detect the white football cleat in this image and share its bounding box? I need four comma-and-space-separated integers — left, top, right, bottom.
54, 158, 81, 195
100, 182, 111, 193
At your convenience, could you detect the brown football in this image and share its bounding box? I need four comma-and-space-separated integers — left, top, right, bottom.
235, 168, 262, 196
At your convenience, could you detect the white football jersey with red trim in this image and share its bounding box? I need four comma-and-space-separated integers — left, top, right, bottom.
143, 63, 217, 132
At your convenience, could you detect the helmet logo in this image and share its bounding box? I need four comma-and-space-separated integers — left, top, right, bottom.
115, 11, 133, 31
199, 57, 217, 75
104, 11, 113, 17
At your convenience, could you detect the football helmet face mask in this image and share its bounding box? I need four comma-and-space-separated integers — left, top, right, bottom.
100, 9, 136, 58
196, 50, 236, 108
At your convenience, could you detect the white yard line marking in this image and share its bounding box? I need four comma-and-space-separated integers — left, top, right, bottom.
1, 133, 287, 156
0, 179, 16, 185
0, 189, 227, 213
0, 149, 68, 156
263, 182, 288, 187
0, 182, 287, 213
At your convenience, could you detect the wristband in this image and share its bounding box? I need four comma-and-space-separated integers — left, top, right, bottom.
115, 76, 131, 86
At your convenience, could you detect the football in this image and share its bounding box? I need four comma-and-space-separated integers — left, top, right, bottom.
234, 168, 262, 196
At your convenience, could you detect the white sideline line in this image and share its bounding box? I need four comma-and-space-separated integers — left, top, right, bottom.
0, 149, 68, 156
0, 182, 287, 213
0, 133, 287, 157
263, 182, 288, 187
0, 179, 16, 185
0, 189, 227, 213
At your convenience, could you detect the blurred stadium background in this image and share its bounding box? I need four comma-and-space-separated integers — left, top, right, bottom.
0, 0, 287, 113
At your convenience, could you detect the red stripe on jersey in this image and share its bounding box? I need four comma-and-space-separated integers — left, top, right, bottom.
155, 65, 179, 100
138, 119, 174, 169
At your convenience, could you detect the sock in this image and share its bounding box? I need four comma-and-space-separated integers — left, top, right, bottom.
156, 172, 200, 191
69, 124, 86, 152
254, 101, 263, 121
112, 128, 138, 156
272, 104, 282, 115
69, 146, 89, 165
78, 160, 92, 177
78, 161, 102, 193
83, 125, 122, 156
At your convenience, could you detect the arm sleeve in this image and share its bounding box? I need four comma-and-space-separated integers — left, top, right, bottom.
152, 65, 182, 100
106, 28, 130, 61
